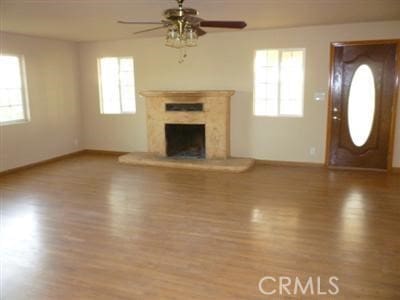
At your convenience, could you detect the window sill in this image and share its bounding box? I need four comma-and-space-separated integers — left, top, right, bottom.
0, 119, 30, 126
100, 112, 136, 115
253, 114, 304, 118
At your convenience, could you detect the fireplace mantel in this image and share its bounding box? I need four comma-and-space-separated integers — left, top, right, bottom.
140, 90, 235, 99
141, 90, 234, 159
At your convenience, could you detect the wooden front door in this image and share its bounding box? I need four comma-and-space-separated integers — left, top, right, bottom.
327, 40, 399, 170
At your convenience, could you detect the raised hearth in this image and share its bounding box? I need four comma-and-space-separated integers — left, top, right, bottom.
119, 152, 255, 172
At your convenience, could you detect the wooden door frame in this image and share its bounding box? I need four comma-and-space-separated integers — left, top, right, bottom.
325, 39, 400, 171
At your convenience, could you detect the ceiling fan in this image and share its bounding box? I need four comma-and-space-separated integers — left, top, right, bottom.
118, 0, 247, 61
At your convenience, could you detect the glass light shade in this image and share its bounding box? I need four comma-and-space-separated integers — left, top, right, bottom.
165, 24, 198, 60
185, 29, 198, 47
165, 28, 178, 47
173, 38, 185, 49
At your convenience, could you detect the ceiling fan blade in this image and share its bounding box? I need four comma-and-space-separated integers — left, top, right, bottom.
118, 20, 164, 25
196, 27, 207, 37
185, 15, 203, 25
199, 21, 247, 29
133, 26, 167, 35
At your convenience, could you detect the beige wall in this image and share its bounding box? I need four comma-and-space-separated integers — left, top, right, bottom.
78, 21, 400, 167
2, 22, 399, 171
0, 32, 82, 172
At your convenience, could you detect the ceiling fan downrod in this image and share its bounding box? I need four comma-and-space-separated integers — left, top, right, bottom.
177, 0, 184, 9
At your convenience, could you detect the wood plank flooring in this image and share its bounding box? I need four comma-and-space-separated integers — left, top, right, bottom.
1, 153, 399, 299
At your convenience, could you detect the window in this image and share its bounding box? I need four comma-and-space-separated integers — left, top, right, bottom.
0, 55, 29, 124
98, 57, 136, 114
254, 49, 305, 117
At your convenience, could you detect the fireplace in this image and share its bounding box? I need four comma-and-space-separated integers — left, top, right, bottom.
119, 91, 255, 172
140, 90, 233, 159
165, 124, 205, 158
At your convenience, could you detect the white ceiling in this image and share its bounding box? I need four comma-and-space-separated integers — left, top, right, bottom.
1, 0, 400, 42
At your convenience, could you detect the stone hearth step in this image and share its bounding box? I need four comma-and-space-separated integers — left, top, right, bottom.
119, 152, 255, 173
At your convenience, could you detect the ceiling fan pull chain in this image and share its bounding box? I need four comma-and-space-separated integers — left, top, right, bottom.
178, 47, 188, 63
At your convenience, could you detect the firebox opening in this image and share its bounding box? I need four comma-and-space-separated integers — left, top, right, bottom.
165, 124, 205, 159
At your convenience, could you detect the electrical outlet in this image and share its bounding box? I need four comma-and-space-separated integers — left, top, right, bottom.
74, 138, 79, 146
309, 147, 316, 156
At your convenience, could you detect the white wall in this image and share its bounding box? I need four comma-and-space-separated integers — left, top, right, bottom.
79, 21, 400, 166
0, 32, 82, 171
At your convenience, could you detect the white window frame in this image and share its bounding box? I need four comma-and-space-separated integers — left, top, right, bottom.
97, 56, 136, 115
253, 48, 305, 118
0, 54, 30, 126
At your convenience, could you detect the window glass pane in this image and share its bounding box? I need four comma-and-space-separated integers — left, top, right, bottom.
100, 58, 119, 87
103, 98, 121, 114
102, 81, 119, 103
279, 50, 304, 116
254, 99, 268, 116
266, 50, 279, 67
255, 67, 268, 83
0, 55, 27, 124
265, 100, 278, 116
280, 83, 290, 101
0, 105, 24, 123
266, 83, 278, 100
0, 89, 9, 107
120, 58, 133, 71
8, 89, 23, 106
255, 50, 267, 66
348, 64, 375, 147
254, 49, 282, 116
0, 107, 12, 122
9, 105, 24, 120
120, 71, 134, 86
121, 86, 135, 113
265, 67, 279, 83
98, 57, 135, 114
255, 83, 267, 100
280, 99, 301, 116
0, 56, 21, 89
100, 58, 119, 113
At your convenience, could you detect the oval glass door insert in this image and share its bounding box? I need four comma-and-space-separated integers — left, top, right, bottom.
347, 64, 376, 147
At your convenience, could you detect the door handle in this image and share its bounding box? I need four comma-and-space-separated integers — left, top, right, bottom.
333, 116, 341, 120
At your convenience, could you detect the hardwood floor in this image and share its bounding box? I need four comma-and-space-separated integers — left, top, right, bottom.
1, 153, 399, 299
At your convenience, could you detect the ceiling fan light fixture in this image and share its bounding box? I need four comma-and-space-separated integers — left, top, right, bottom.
165, 24, 197, 49
121, 0, 246, 62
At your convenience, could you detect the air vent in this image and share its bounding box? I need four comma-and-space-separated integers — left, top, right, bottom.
166, 103, 203, 112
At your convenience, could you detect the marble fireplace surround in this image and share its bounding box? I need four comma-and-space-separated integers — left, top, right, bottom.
119, 90, 255, 172
141, 90, 233, 159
